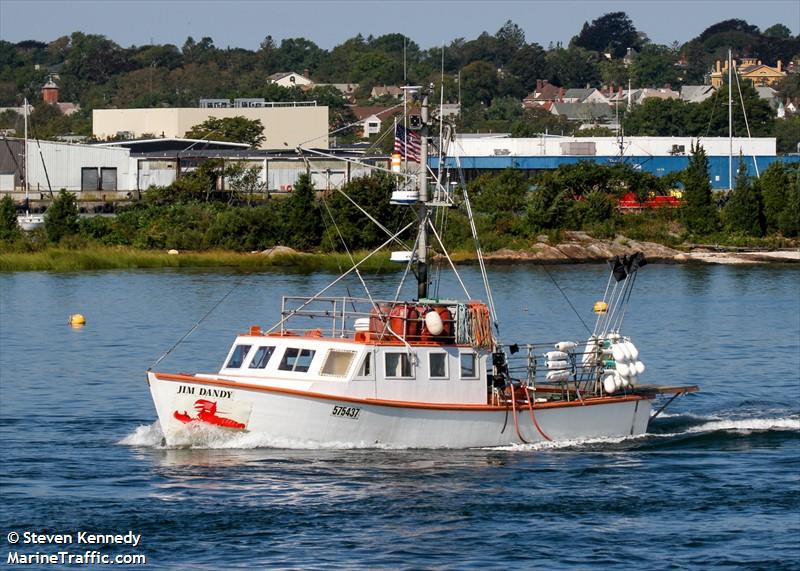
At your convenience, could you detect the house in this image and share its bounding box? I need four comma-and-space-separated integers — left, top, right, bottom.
41, 77, 81, 116
710, 58, 786, 88
350, 106, 402, 138
562, 88, 609, 104
370, 85, 403, 100
522, 80, 564, 108
267, 71, 314, 88
633, 88, 680, 105
681, 85, 716, 104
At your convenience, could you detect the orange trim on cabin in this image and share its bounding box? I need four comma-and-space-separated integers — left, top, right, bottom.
152, 372, 651, 412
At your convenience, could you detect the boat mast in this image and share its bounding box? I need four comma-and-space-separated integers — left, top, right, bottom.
416, 94, 429, 299
23, 97, 28, 201
728, 49, 733, 191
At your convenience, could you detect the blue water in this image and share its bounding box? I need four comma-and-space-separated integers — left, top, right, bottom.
1, 264, 798, 569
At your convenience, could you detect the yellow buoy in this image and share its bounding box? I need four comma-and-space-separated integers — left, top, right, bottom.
593, 301, 609, 314
69, 313, 86, 326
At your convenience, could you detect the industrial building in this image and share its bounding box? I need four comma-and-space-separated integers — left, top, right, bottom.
0, 137, 386, 202
0, 138, 136, 199
436, 135, 795, 189
92, 102, 329, 150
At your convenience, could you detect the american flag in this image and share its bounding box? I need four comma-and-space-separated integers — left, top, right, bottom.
394, 124, 421, 163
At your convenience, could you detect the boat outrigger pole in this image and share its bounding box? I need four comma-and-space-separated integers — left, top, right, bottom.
416, 94, 429, 299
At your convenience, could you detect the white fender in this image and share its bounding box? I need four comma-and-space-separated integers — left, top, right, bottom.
612, 344, 628, 363
545, 351, 568, 361
625, 341, 639, 361
616, 362, 630, 377
555, 341, 577, 351
546, 370, 570, 382
546, 360, 569, 370
424, 310, 444, 335
634, 361, 646, 375
602, 375, 617, 394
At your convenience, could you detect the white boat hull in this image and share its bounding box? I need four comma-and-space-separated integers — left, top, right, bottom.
148, 372, 653, 448
18, 214, 44, 232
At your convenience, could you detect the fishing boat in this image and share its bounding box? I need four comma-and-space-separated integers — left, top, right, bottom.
146, 89, 697, 448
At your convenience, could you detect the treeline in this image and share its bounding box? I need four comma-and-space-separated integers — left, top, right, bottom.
2, 157, 797, 256
0, 15, 798, 142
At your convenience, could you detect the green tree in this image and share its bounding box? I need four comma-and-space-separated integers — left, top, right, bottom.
0, 194, 20, 240
777, 171, 800, 237
763, 24, 791, 39
45, 189, 79, 242
184, 116, 265, 147
629, 44, 679, 87
283, 173, 321, 250
774, 116, 800, 154
682, 144, 719, 235
460, 60, 498, 107
572, 12, 642, 59
723, 158, 763, 236
545, 46, 601, 87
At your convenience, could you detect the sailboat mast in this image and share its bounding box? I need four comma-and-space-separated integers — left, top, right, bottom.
417, 95, 429, 299
728, 49, 733, 190
23, 98, 28, 198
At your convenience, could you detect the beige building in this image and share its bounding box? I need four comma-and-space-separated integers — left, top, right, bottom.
93, 104, 329, 150
711, 58, 786, 88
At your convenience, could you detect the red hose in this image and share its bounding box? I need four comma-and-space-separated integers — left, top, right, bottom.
525, 387, 553, 442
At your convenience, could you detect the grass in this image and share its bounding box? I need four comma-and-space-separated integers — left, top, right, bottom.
0, 246, 400, 273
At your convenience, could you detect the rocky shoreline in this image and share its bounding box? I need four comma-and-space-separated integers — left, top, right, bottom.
479, 232, 800, 265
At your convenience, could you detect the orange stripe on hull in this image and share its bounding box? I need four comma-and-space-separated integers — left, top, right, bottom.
151, 372, 650, 412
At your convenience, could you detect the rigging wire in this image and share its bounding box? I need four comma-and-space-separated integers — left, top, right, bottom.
148, 274, 248, 370
733, 68, 760, 177
540, 265, 591, 334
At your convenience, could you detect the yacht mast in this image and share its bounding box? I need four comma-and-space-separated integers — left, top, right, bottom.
728, 49, 733, 190
23, 97, 28, 200
416, 94, 429, 299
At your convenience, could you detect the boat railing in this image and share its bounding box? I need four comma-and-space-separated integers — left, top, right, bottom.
498, 342, 613, 400
276, 295, 493, 347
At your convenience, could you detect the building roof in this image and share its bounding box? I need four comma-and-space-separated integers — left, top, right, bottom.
563, 88, 597, 101
98, 138, 251, 152
550, 102, 614, 121
350, 106, 402, 121
680, 85, 716, 103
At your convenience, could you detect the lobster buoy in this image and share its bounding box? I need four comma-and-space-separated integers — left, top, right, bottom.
625, 341, 639, 361
616, 362, 630, 377
424, 309, 444, 336
612, 344, 628, 363
545, 351, 568, 361
555, 341, 577, 351
69, 313, 86, 327
546, 370, 570, 382
594, 301, 608, 314
603, 375, 617, 394
634, 360, 646, 375
436, 306, 453, 339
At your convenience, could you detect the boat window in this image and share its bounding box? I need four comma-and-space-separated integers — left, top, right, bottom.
279, 348, 316, 373
225, 344, 252, 369
460, 353, 478, 379
248, 346, 276, 369
385, 352, 413, 379
357, 353, 372, 377
321, 350, 356, 377
429, 353, 448, 379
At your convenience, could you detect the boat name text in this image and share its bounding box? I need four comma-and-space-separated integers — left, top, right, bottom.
177, 385, 232, 399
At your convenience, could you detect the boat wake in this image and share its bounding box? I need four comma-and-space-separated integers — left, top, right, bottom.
118, 422, 410, 450
488, 414, 799, 451
119, 414, 799, 451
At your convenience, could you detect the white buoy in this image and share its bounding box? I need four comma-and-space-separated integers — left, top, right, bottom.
625, 341, 639, 360
546, 370, 570, 382
621, 376, 630, 388
612, 344, 628, 363
555, 341, 577, 351
614, 373, 624, 390
546, 360, 569, 370
545, 351, 568, 361
616, 362, 630, 377
603, 375, 617, 394
424, 310, 444, 335
628, 375, 638, 387
634, 361, 646, 375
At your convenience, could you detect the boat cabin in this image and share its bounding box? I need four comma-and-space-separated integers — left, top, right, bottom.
210, 297, 493, 405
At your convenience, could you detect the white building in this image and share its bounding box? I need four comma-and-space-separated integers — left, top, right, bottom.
267, 71, 314, 88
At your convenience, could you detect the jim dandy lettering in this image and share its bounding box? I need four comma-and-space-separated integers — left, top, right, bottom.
177, 385, 232, 398
23, 531, 141, 547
